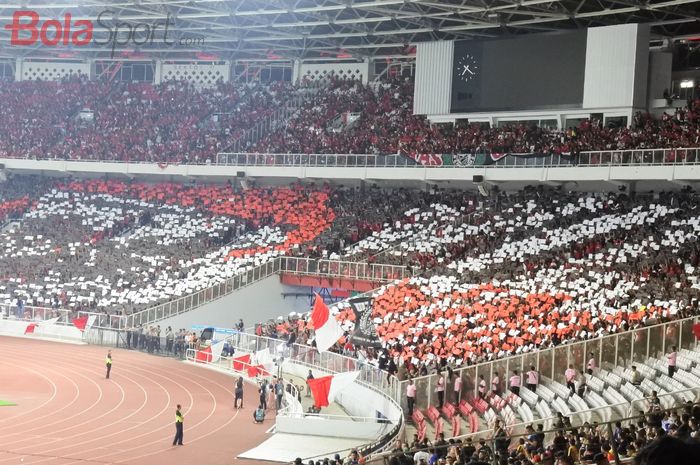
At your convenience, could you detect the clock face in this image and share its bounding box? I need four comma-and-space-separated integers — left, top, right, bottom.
456, 54, 479, 82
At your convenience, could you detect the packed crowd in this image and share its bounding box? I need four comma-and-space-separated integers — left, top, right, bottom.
3, 174, 700, 374
258, 187, 700, 371
0, 176, 340, 314
377, 401, 700, 465
0, 76, 297, 163
1, 76, 700, 163
252, 79, 700, 157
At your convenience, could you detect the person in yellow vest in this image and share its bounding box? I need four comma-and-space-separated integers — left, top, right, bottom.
105, 351, 112, 379
173, 404, 184, 446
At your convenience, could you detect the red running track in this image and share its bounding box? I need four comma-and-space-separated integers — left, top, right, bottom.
0, 337, 271, 465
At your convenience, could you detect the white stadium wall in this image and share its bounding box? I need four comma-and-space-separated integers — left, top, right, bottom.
18, 60, 91, 81
158, 62, 230, 87
1, 158, 699, 192
582, 24, 650, 109
294, 62, 370, 85
414, 40, 454, 115
155, 274, 310, 330
0, 318, 85, 343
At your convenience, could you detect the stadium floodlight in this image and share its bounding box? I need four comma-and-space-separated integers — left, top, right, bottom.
680, 80, 694, 89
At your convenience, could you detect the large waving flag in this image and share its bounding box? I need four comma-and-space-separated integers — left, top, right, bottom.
311, 293, 343, 353
72, 316, 88, 331
210, 340, 226, 362
41, 317, 61, 326
307, 371, 360, 408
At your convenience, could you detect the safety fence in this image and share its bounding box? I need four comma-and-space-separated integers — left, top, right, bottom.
278, 257, 410, 282
367, 398, 700, 465
0, 305, 73, 323
184, 347, 302, 417
78, 257, 408, 331
399, 314, 700, 412
213, 330, 404, 460
216, 147, 700, 168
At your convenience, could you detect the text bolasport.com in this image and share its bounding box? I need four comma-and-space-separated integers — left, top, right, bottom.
4, 10, 206, 57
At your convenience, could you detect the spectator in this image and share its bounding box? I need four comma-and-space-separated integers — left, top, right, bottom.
631, 366, 642, 386
435, 372, 445, 409
406, 379, 416, 417
526, 365, 539, 392
477, 375, 486, 399
509, 370, 521, 396
668, 346, 678, 377
565, 364, 576, 394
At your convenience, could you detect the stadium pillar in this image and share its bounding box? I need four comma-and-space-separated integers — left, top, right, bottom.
14, 58, 23, 82
154, 60, 163, 85
292, 59, 302, 84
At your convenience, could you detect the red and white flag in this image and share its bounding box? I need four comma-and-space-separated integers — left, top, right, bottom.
311, 293, 343, 353
307, 371, 360, 408
210, 340, 226, 362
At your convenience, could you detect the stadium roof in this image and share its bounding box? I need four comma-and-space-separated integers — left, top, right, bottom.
0, 0, 698, 62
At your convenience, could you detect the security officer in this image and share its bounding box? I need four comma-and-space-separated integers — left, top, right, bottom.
173, 404, 184, 446
105, 351, 112, 379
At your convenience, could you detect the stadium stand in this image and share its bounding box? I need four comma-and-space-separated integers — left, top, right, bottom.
1, 77, 700, 163
263, 188, 700, 369
0, 177, 336, 313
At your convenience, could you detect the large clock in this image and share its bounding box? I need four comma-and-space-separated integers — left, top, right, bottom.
456, 54, 479, 82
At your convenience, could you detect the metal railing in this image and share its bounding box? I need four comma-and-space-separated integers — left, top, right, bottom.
229, 331, 402, 404
123, 258, 282, 330
279, 257, 410, 282
226, 105, 299, 153
77, 311, 128, 331
220, 330, 405, 459
112, 257, 407, 331
400, 314, 700, 413
215, 148, 700, 168
0, 304, 73, 323
371, 397, 700, 465
4, 147, 699, 168
183, 346, 302, 416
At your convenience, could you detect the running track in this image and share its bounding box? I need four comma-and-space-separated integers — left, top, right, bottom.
0, 337, 270, 465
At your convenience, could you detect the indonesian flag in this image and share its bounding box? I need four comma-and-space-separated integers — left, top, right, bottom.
307, 371, 360, 408
195, 346, 212, 363
72, 316, 88, 331
232, 354, 251, 372
311, 293, 343, 353
72, 315, 97, 332
41, 317, 60, 326
254, 347, 272, 365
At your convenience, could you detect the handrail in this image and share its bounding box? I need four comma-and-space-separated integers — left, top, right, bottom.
0, 304, 73, 323
123, 258, 282, 329
218, 330, 405, 462
399, 314, 700, 411
183, 346, 302, 416
2, 146, 699, 167
115, 257, 408, 330
215, 147, 700, 168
